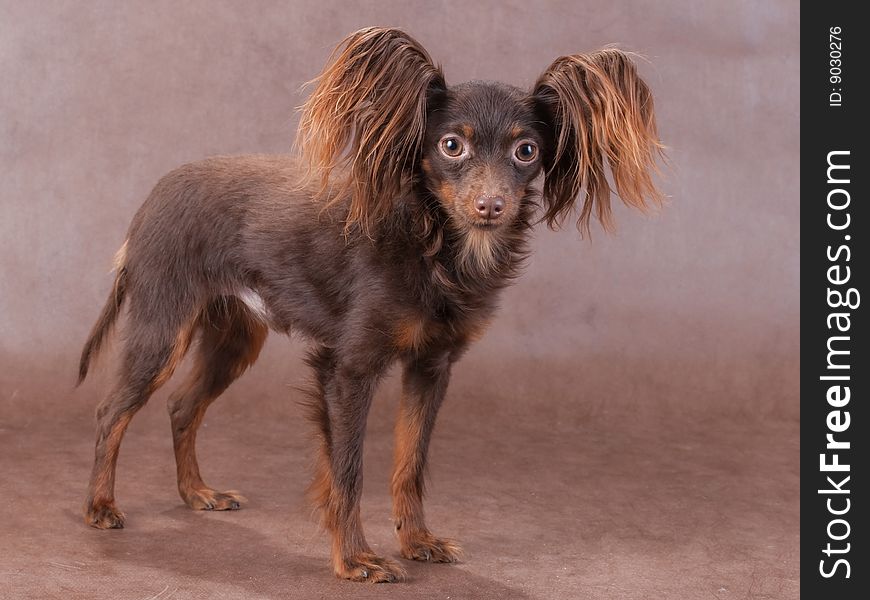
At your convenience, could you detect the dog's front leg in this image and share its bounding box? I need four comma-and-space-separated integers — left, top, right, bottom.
311, 359, 406, 582
391, 352, 462, 563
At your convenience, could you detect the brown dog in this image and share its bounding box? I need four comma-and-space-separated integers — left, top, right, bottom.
78, 27, 664, 582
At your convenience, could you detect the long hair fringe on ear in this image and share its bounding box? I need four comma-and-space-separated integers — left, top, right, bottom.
534, 48, 666, 237
295, 27, 445, 234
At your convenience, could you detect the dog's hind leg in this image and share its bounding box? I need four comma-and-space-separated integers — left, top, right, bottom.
85, 316, 197, 529
167, 296, 267, 510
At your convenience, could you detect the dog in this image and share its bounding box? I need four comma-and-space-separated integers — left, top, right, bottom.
77, 27, 664, 582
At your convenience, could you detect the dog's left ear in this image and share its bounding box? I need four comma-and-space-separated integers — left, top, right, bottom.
533, 49, 665, 236
297, 27, 446, 233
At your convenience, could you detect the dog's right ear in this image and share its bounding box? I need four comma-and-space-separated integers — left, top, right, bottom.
533, 49, 665, 237
296, 27, 446, 233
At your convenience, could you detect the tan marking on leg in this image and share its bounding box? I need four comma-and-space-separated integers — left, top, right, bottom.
150, 320, 196, 393
85, 410, 135, 528
391, 400, 462, 563
391, 402, 425, 531
91, 412, 132, 504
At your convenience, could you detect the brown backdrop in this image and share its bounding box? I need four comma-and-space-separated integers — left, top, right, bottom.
1, 1, 799, 599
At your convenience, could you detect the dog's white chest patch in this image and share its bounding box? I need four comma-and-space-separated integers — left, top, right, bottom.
237, 288, 270, 322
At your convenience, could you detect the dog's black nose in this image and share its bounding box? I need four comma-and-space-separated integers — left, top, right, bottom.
475, 196, 505, 220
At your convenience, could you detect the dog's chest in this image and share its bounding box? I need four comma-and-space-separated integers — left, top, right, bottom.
391, 309, 490, 355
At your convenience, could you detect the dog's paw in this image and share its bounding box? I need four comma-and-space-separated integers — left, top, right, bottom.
85, 501, 126, 529
336, 552, 407, 583
400, 531, 462, 563
182, 488, 245, 511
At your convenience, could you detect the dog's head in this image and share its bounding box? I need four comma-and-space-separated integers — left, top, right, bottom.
297, 27, 664, 242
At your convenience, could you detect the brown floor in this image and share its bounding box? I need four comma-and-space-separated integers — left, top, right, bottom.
1, 349, 798, 600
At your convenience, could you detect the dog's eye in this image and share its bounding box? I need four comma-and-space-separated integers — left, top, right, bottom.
515, 142, 538, 162
440, 137, 465, 158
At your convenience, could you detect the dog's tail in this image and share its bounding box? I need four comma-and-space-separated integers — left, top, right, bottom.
78, 243, 129, 385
